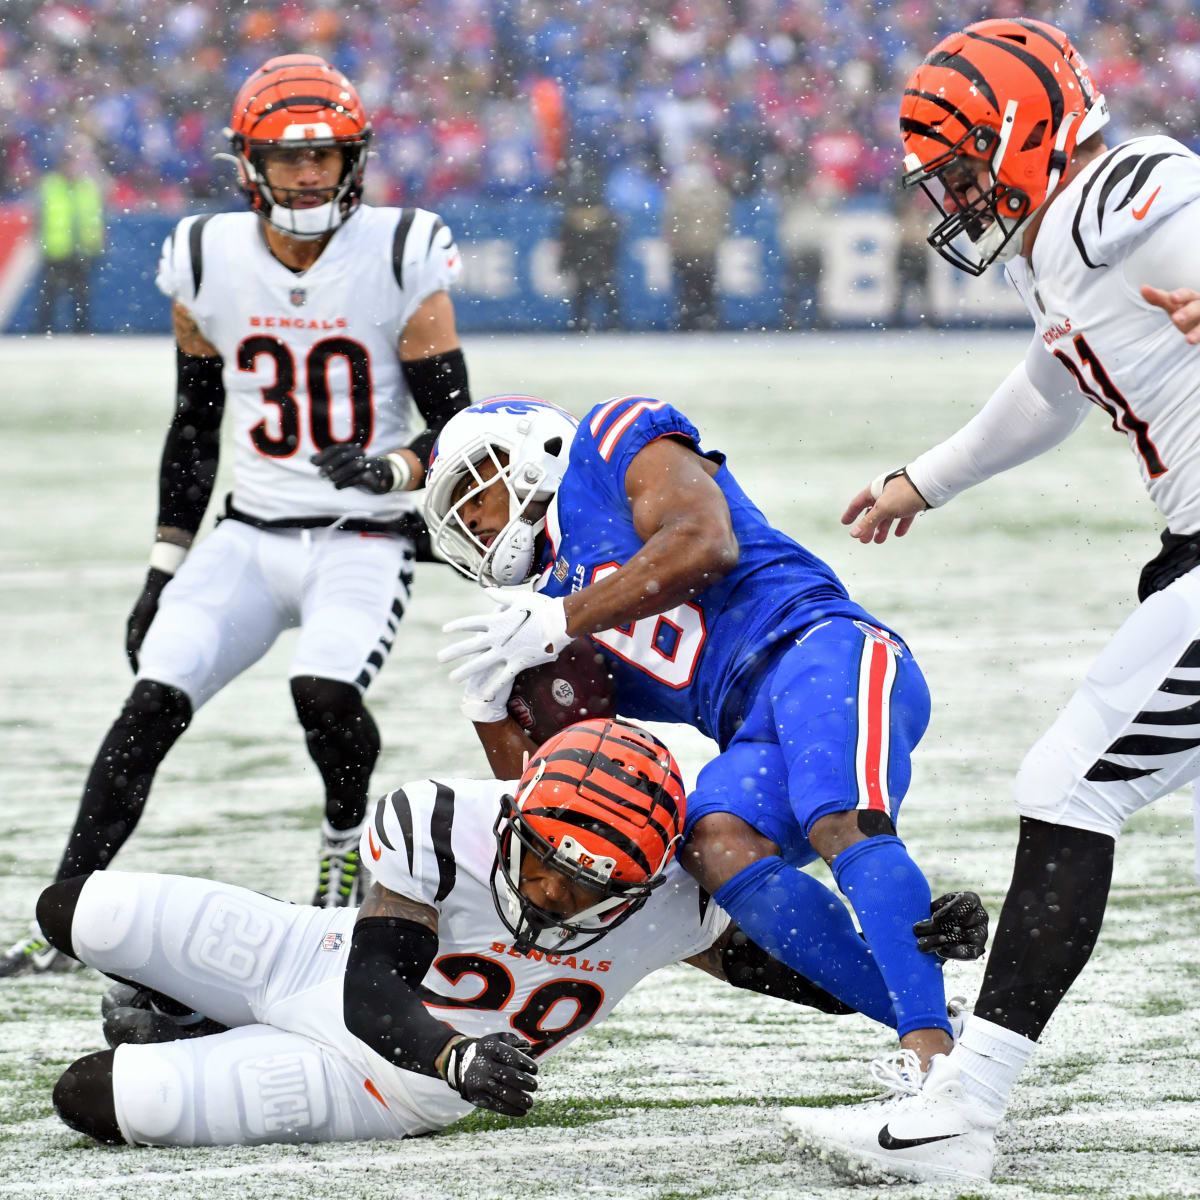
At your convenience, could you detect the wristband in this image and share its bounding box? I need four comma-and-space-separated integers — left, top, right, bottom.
149, 542, 187, 575
385, 452, 414, 492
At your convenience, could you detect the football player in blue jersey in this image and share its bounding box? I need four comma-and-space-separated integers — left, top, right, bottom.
424, 395, 985, 1073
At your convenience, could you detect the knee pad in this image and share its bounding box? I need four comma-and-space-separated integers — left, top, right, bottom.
36, 874, 91, 958
113, 680, 193, 760
111, 1044, 188, 1144
53, 1050, 125, 1144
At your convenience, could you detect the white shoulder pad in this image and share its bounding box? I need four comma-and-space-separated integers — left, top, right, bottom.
395, 207, 462, 326
155, 214, 212, 304
1067, 136, 1200, 270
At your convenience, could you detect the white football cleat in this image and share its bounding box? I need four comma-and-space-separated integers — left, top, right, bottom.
782, 1050, 997, 1185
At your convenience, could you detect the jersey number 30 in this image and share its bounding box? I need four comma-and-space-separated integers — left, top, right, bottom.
239, 335, 374, 458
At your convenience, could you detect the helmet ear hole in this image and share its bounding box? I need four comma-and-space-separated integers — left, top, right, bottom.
1020, 120, 1048, 152
543, 437, 562, 456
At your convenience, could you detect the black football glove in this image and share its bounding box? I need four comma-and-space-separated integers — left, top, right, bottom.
444, 1032, 538, 1116
125, 567, 173, 673
311, 444, 401, 494
913, 891, 989, 960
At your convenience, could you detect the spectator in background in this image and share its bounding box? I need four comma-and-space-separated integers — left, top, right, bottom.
558, 152, 621, 332
890, 185, 932, 329
776, 165, 835, 331
663, 152, 731, 331
35, 144, 105, 335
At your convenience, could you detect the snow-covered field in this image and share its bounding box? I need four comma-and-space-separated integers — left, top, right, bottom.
1, 332, 1196, 1199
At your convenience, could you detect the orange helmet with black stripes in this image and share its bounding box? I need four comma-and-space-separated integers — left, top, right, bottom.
900, 18, 1109, 274
491, 718, 687, 953
223, 54, 371, 240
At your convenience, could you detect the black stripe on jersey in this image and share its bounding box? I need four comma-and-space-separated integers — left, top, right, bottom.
923, 50, 999, 113
1084, 758, 1157, 782
1114, 152, 1182, 215
1093, 155, 1142, 235
425, 216, 445, 255
523, 805, 653, 875
1104, 731, 1200, 757
1174, 639, 1200, 669
1070, 144, 1166, 268
964, 31, 1064, 130
188, 215, 214, 298
391, 207, 417, 290
698, 887, 711, 923
1160, 676, 1200, 695
389, 788, 416, 873
430, 781, 456, 901
372, 795, 396, 853
1130, 696, 1200, 726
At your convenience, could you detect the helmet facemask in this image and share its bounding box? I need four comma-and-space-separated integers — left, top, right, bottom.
490, 785, 663, 955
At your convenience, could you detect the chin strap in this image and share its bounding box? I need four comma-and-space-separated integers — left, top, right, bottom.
482, 519, 540, 586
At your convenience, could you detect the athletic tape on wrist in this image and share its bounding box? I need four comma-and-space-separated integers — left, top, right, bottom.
385, 452, 413, 492
149, 542, 187, 575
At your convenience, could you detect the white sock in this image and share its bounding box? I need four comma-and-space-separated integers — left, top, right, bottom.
950, 1015, 1036, 1121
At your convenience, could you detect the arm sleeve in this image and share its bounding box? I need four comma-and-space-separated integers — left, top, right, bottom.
401, 348, 470, 468
156, 349, 225, 533
904, 337, 1091, 508
342, 917, 457, 1077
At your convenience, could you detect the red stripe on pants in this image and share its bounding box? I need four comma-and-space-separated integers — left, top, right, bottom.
863, 641, 888, 810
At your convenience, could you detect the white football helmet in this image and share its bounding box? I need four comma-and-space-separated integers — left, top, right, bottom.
424, 396, 579, 586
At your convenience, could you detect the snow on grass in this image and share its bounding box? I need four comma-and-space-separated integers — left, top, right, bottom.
0, 333, 1196, 1199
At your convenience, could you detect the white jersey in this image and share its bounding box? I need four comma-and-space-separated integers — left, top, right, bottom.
351, 775, 729, 1128
1006, 136, 1200, 533
156, 205, 461, 523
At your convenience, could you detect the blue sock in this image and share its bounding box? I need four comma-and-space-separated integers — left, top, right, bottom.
831, 835, 950, 1038
713, 856, 897, 1027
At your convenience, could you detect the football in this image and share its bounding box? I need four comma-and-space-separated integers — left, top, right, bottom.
507, 637, 617, 746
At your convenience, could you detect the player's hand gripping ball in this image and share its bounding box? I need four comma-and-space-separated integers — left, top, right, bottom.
507, 637, 616, 745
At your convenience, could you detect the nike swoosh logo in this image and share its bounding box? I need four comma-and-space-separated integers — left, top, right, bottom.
367, 828, 382, 862
1132, 186, 1161, 221
878, 1126, 962, 1150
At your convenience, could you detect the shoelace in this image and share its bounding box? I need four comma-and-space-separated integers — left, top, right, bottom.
867, 1048, 925, 1100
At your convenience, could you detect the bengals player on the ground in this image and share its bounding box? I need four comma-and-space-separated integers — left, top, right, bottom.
39, 720, 978, 1146
1, 54, 472, 976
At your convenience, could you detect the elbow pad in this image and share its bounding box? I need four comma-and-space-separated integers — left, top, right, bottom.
343, 917, 456, 1077
157, 350, 225, 533
402, 348, 470, 468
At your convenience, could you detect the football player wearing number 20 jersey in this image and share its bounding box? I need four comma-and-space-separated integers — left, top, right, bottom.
39, 721, 897, 1146
785, 18, 1200, 1186
0, 55, 472, 977
425, 395, 984, 1081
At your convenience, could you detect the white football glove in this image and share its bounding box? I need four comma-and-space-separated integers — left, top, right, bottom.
460, 660, 514, 725
441, 588, 571, 698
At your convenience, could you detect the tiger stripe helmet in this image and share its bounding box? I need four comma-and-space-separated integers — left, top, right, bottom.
491, 718, 687, 953
224, 54, 372, 240
900, 18, 1109, 274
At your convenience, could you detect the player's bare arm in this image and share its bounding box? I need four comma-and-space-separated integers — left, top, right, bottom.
472, 717, 536, 782
171, 300, 219, 359
562, 437, 738, 638
356, 881, 438, 933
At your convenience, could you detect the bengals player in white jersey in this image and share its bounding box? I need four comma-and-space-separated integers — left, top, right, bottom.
37, 720, 918, 1146
782, 19, 1200, 1185
0, 55, 472, 976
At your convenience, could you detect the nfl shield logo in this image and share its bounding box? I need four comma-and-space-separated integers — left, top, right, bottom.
554, 558, 570, 583
290, 287, 307, 307
320, 932, 343, 952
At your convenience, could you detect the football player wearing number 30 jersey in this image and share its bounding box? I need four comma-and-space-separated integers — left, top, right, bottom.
423, 395, 983, 1084
0, 55, 472, 977
36, 720, 978, 1146
784, 18, 1200, 1187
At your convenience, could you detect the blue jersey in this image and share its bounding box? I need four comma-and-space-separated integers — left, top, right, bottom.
535, 397, 888, 745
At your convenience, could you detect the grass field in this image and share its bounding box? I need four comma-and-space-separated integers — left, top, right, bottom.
0, 332, 1197, 1200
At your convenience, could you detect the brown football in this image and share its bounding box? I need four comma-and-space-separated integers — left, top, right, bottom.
507, 637, 617, 746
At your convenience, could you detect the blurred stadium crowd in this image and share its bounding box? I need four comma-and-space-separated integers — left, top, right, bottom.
4, 0, 1199, 216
